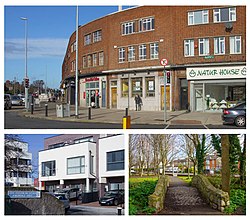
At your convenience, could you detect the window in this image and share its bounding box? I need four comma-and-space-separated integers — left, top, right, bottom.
131, 77, 142, 97
107, 150, 124, 171
213, 7, 236, 23
128, 46, 135, 61
93, 30, 102, 43
48, 142, 64, 149
139, 44, 147, 60
122, 21, 135, 35
199, 38, 209, 56
42, 161, 56, 177
121, 78, 129, 97
214, 37, 225, 55
99, 51, 104, 66
150, 43, 159, 59
71, 60, 76, 71
184, 39, 194, 56
87, 54, 92, 67
139, 17, 155, 32
146, 77, 155, 97
93, 53, 97, 67
188, 10, 209, 25
71, 41, 76, 52
119, 47, 125, 63
74, 137, 93, 144
230, 36, 241, 54
67, 156, 85, 175
84, 34, 91, 45
83, 56, 87, 68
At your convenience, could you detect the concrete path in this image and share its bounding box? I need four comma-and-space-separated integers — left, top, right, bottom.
158, 176, 222, 215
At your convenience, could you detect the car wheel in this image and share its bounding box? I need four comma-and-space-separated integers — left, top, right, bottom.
114, 199, 118, 206
235, 116, 246, 127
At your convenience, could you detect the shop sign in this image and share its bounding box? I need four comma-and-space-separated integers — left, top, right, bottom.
83, 77, 99, 82
186, 66, 246, 80
8, 191, 41, 199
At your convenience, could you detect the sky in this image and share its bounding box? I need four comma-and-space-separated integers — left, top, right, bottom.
4, 5, 134, 89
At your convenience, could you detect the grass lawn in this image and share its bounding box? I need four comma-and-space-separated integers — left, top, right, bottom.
177, 176, 193, 185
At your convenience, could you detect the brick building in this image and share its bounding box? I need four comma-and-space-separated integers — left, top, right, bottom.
61, 5, 246, 112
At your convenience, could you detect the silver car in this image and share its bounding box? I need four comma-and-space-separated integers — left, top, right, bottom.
11, 95, 23, 106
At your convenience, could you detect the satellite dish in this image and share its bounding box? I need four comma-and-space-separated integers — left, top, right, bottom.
225, 22, 233, 32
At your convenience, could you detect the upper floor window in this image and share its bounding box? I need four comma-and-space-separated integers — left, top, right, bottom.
119, 47, 125, 63
188, 10, 209, 25
214, 37, 225, 55
87, 54, 92, 67
139, 44, 147, 60
93, 53, 97, 67
42, 160, 56, 177
184, 39, 194, 57
67, 156, 85, 175
139, 17, 155, 32
71, 60, 76, 71
84, 34, 91, 45
199, 38, 209, 56
213, 7, 236, 23
71, 41, 76, 52
99, 51, 104, 66
230, 36, 241, 54
83, 56, 87, 68
128, 46, 135, 61
150, 43, 159, 59
122, 21, 135, 35
107, 150, 124, 171
93, 30, 102, 43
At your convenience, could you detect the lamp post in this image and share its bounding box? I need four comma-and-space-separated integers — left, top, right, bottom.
75, 6, 79, 118
20, 17, 28, 109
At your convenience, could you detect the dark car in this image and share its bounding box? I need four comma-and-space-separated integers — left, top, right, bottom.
222, 102, 246, 127
99, 190, 124, 206
4, 94, 12, 110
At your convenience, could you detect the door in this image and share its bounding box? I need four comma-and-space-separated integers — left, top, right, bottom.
180, 87, 188, 110
195, 88, 203, 111
102, 81, 106, 107
111, 88, 117, 108
161, 86, 170, 110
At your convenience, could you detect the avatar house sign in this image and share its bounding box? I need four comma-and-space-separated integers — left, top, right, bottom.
186, 66, 246, 112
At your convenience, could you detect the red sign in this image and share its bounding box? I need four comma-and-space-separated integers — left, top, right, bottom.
84, 77, 99, 82
160, 59, 168, 66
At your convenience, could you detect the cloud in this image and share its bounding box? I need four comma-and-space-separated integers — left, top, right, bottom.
5, 38, 68, 59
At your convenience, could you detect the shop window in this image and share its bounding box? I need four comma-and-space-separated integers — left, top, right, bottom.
139, 17, 155, 32
213, 7, 236, 23
67, 156, 85, 175
199, 38, 209, 56
119, 47, 125, 63
42, 161, 56, 177
188, 10, 209, 25
230, 36, 241, 54
107, 150, 124, 171
150, 43, 159, 59
128, 46, 135, 62
229, 86, 246, 102
99, 51, 104, 66
146, 77, 155, 97
122, 21, 136, 35
214, 37, 225, 55
184, 39, 194, 57
139, 44, 147, 60
121, 78, 128, 97
131, 77, 142, 97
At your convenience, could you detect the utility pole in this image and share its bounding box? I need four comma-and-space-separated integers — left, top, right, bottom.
75, 5, 79, 118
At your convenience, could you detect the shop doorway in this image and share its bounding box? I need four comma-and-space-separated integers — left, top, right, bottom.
102, 81, 106, 107
86, 89, 99, 107
195, 88, 203, 111
111, 87, 117, 108
161, 86, 170, 110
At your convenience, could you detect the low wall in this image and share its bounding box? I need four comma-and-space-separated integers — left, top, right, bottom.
5, 187, 65, 215
148, 175, 169, 212
192, 175, 230, 212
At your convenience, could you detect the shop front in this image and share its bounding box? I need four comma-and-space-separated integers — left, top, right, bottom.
187, 65, 246, 112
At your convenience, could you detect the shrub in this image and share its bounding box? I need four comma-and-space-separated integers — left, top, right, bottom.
224, 189, 246, 215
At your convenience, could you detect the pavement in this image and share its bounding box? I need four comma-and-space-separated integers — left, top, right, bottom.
17, 102, 223, 126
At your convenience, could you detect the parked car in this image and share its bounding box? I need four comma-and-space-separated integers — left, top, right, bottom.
99, 190, 124, 206
4, 94, 12, 110
58, 188, 80, 200
11, 95, 23, 106
222, 102, 246, 127
53, 193, 70, 213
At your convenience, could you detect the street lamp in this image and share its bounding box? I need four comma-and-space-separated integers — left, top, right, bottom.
20, 17, 28, 109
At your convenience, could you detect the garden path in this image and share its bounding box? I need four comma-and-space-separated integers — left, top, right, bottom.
158, 176, 222, 215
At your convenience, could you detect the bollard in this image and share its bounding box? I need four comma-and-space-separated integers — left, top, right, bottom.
45, 104, 48, 117
31, 103, 34, 114
123, 115, 131, 129
117, 207, 122, 215
125, 107, 128, 117
88, 106, 91, 120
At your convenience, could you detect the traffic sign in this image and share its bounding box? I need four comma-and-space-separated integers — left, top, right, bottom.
160, 59, 168, 66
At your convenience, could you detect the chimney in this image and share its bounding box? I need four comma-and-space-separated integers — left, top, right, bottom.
118, 6, 122, 11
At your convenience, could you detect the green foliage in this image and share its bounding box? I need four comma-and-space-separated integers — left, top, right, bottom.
177, 176, 193, 185
129, 177, 158, 215
224, 189, 246, 214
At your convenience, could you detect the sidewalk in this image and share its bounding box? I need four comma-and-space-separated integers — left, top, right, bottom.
19, 102, 223, 126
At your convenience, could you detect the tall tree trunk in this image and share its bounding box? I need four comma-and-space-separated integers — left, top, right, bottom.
221, 134, 230, 194
240, 134, 246, 186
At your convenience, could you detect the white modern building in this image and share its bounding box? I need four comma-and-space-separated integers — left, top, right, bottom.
5, 141, 33, 187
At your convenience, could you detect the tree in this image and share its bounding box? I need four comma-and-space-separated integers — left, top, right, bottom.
221, 134, 230, 194
239, 134, 246, 186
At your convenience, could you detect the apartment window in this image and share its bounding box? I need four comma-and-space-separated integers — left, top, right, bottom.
121, 78, 129, 97
99, 51, 104, 66
83, 56, 87, 68
93, 30, 102, 43
184, 39, 194, 57
48, 142, 64, 149
87, 54, 92, 67
122, 21, 135, 35
139, 17, 155, 32
214, 37, 225, 55
199, 38, 209, 56
139, 44, 147, 60
230, 36, 241, 54
119, 47, 125, 63
150, 43, 159, 59
42, 161, 56, 177
93, 53, 97, 67
71, 41, 76, 52
131, 77, 142, 97
107, 150, 124, 171
213, 7, 236, 23
74, 137, 93, 144
128, 46, 135, 61
67, 156, 85, 175
84, 34, 91, 45
146, 77, 155, 97
188, 10, 209, 25
71, 60, 76, 71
